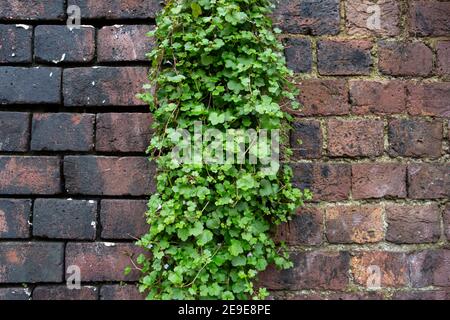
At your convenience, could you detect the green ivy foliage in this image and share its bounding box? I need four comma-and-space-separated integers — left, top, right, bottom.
134, 0, 311, 300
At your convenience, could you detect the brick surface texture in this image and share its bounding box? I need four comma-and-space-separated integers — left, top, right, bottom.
0, 0, 448, 301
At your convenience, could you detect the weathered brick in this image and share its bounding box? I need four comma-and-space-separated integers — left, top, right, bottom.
0, 67, 61, 105
388, 119, 443, 158
327, 119, 384, 157
0, 0, 65, 20
0, 242, 64, 283
292, 163, 351, 201
386, 204, 441, 244
393, 290, 449, 300
350, 80, 406, 115
97, 25, 154, 62
345, 0, 400, 36
273, 0, 340, 35
326, 205, 384, 244
352, 164, 407, 199
283, 38, 312, 73
290, 120, 322, 159
258, 251, 349, 290
295, 80, 350, 116
445, 204, 450, 241
100, 285, 144, 300
409, 249, 450, 287
408, 164, 450, 199
0, 288, 30, 300
275, 206, 323, 246
318, 40, 372, 76
100, 200, 147, 240
68, 0, 162, 19
436, 41, 450, 76
407, 82, 450, 118
0, 156, 61, 195
31, 113, 94, 152
96, 113, 152, 153
0, 199, 31, 239
378, 41, 433, 76
64, 156, 155, 196
33, 286, 98, 300
351, 251, 408, 288
65, 242, 144, 282
409, 1, 450, 36
0, 25, 32, 63
35, 25, 95, 63
63, 67, 147, 106
0, 112, 30, 152
325, 292, 384, 301
33, 199, 97, 240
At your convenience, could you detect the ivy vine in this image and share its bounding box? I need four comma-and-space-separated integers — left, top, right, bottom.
133, 0, 311, 300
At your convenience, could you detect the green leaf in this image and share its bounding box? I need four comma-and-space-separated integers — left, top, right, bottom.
191, 2, 202, 18
229, 240, 243, 256
197, 230, 213, 246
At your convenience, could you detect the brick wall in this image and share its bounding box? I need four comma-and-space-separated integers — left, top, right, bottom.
0, 0, 448, 300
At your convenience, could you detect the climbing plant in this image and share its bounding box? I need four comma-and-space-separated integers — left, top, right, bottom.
134, 0, 311, 300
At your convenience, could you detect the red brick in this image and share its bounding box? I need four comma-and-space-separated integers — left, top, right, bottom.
0, 242, 64, 283
97, 25, 154, 62
327, 119, 384, 157
345, 0, 400, 36
0, 112, 30, 152
352, 164, 407, 199
318, 40, 372, 76
292, 163, 351, 201
393, 290, 448, 300
275, 206, 323, 246
100, 200, 147, 240
325, 292, 384, 301
0, 288, 30, 300
378, 41, 433, 76
96, 113, 152, 153
35, 25, 95, 63
0, 199, 31, 239
407, 82, 450, 118
325, 205, 384, 244
69, 0, 162, 19
63, 67, 147, 107
436, 41, 450, 76
290, 120, 322, 159
31, 113, 94, 152
258, 251, 349, 290
350, 80, 407, 115
100, 284, 144, 300
386, 204, 441, 244
444, 204, 450, 241
64, 156, 155, 196
65, 242, 144, 282
283, 38, 312, 73
408, 164, 450, 199
33, 199, 97, 240
0, 156, 61, 195
409, 249, 450, 287
351, 251, 408, 288
0, 24, 32, 63
0, 0, 65, 20
33, 286, 98, 300
409, 1, 450, 36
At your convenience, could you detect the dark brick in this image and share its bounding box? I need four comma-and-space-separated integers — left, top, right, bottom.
0, 156, 61, 195
407, 82, 450, 118
408, 164, 450, 199
393, 290, 448, 300
436, 41, 450, 76
388, 119, 443, 158
378, 41, 433, 76
100, 284, 144, 300
445, 204, 450, 241
0, 25, 32, 63
0, 242, 64, 283
97, 25, 154, 62
0, 67, 61, 105
35, 25, 95, 64
283, 38, 312, 73
409, 249, 450, 287
409, 1, 450, 36
33, 286, 98, 300
31, 113, 94, 152
68, 0, 162, 19
100, 200, 147, 240
65, 242, 144, 282
273, 0, 340, 35
0, 199, 31, 239
352, 164, 407, 199
327, 119, 384, 157
290, 120, 322, 159
0, 0, 65, 20
64, 156, 155, 196
63, 67, 147, 107
0, 112, 30, 152
96, 113, 152, 152
0, 288, 30, 300
33, 199, 97, 240
318, 40, 372, 76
